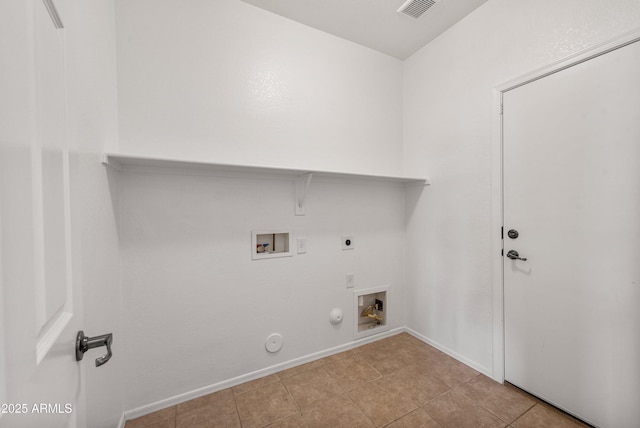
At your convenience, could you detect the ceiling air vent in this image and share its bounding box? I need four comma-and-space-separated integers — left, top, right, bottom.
397, 0, 437, 19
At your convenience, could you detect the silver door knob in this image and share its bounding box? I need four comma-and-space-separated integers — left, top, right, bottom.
506, 250, 527, 261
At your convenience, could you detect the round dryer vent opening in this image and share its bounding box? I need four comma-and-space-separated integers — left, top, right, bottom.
265, 333, 283, 353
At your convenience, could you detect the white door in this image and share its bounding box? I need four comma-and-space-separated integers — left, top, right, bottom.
503, 38, 640, 427
1, 1, 88, 427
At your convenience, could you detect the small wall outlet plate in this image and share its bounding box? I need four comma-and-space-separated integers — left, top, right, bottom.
296, 238, 307, 254
346, 273, 355, 288
342, 235, 354, 250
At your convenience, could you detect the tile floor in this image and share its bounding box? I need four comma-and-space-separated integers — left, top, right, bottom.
125, 333, 591, 428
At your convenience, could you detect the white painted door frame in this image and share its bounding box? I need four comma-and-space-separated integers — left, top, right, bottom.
490, 27, 640, 384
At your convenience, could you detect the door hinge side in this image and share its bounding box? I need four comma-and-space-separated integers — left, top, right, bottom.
500, 103, 504, 115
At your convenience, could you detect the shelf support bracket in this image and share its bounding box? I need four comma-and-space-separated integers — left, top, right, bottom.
295, 173, 313, 216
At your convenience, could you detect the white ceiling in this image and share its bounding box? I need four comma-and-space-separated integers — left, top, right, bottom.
239, 0, 488, 59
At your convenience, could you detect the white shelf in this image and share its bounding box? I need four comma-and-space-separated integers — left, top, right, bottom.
102, 153, 429, 216
101, 153, 430, 185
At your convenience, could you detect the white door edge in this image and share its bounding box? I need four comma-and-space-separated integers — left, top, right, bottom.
490, 26, 640, 385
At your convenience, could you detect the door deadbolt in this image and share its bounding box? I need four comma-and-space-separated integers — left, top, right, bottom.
507, 229, 519, 239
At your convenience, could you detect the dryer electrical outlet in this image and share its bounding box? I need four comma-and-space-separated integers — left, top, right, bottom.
342, 235, 354, 250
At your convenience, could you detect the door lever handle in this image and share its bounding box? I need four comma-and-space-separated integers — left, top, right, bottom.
76, 331, 113, 367
506, 250, 527, 261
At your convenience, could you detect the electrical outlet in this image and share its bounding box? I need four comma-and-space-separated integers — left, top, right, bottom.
297, 238, 307, 254
342, 235, 354, 250
346, 273, 355, 288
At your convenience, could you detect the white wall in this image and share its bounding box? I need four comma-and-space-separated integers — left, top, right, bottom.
115, 0, 403, 176
403, 0, 640, 375
105, 0, 640, 417
65, 1, 122, 427
119, 171, 407, 409
114, 0, 408, 413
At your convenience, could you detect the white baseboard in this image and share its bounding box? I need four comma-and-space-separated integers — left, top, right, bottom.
118, 326, 495, 427
404, 327, 494, 380
118, 327, 405, 427
116, 412, 126, 428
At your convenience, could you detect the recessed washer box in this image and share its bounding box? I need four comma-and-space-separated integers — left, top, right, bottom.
252, 230, 292, 260
353, 286, 389, 339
